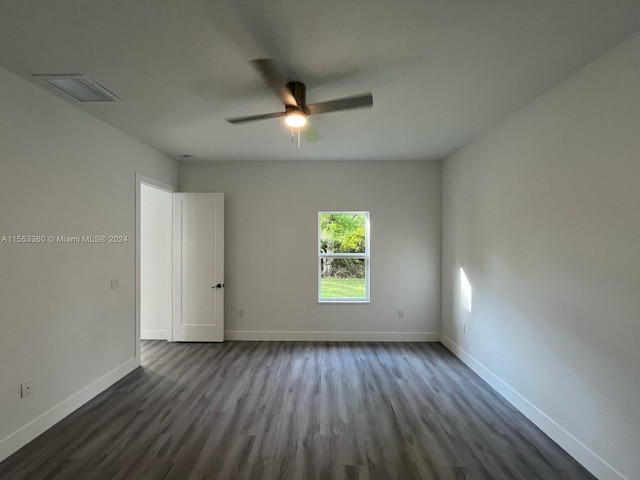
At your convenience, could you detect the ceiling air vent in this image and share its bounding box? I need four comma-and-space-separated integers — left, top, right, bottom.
32, 74, 120, 102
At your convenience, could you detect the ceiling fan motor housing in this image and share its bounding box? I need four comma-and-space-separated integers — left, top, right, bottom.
287, 81, 308, 114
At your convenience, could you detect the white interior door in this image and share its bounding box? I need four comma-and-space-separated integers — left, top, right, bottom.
173, 193, 224, 342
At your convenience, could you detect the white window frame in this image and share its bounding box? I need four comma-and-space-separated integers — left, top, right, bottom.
318, 211, 370, 303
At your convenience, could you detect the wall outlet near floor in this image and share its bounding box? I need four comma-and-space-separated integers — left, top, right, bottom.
463, 324, 467, 334
20, 380, 34, 398
237, 309, 244, 318
110, 278, 120, 290
398, 309, 404, 319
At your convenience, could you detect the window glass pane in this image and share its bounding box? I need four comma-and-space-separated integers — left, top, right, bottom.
320, 258, 366, 299
319, 213, 366, 254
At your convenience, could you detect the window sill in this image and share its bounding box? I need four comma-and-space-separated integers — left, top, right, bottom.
318, 300, 370, 304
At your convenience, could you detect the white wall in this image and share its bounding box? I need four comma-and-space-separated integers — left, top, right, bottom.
0, 67, 177, 460
441, 32, 640, 480
179, 160, 441, 341
140, 184, 172, 340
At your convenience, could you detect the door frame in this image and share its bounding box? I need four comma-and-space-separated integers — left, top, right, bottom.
135, 174, 176, 362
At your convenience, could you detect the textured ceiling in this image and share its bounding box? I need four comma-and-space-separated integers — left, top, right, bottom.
1, 0, 639, 161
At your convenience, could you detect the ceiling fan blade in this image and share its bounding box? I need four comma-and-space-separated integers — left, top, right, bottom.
226, 111, 286, 124
307, 93, 373, 115
250, 59, 298, 107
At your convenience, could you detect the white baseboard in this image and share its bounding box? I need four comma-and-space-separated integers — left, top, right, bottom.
141, 329, 168, 340
440, 335, 628, 480
0, 357, 139, 463
225, 330, 440, 342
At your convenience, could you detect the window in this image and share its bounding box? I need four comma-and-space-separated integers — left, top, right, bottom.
318, 212, 370, 303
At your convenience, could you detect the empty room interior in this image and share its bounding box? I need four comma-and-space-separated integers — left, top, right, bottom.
0, 1, 639, 479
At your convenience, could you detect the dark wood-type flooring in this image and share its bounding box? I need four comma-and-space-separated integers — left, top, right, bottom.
0, 341, 595, 480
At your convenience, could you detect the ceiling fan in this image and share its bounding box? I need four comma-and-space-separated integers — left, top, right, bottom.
226, 59, 373, 130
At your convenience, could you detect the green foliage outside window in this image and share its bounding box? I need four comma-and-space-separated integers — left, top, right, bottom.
320, 213, 366, 280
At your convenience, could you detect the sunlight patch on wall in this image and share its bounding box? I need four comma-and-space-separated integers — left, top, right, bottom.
460, 267, 472, 312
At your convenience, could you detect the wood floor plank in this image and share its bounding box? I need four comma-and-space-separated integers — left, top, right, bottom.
0, 341, 596, 480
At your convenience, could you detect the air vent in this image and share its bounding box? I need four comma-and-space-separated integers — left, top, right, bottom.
32, 74, 120, 102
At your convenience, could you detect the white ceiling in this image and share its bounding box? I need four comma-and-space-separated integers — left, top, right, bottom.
1, 0, 639, 162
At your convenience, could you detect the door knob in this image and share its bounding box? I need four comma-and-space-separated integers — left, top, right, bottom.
212, 283, 224, 289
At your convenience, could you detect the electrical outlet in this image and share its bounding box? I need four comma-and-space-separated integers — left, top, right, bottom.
237, 309, 244, 318
110, 279, 120, 290
463, 324, 467, 334
398, 309, 404, 319
20, 380, 34, 398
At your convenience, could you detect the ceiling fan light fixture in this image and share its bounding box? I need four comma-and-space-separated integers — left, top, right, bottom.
285, 111, 307, 128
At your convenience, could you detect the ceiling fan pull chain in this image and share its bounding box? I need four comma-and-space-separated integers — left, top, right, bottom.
291, 127, 294, 143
